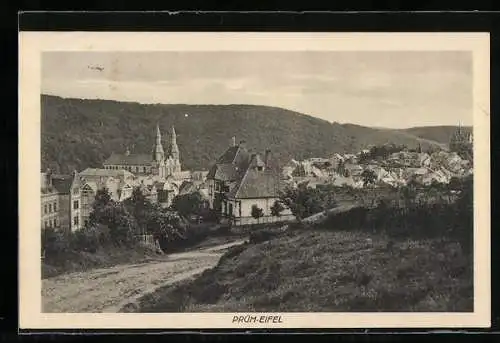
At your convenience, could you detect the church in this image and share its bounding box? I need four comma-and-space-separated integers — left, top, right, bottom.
103, 124, 186, 179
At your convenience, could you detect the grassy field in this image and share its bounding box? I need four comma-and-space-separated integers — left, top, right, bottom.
133, 228, 473, 313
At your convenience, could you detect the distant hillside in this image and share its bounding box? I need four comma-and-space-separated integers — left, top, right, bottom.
402, 126, 472, 145
41, 95, 451, 174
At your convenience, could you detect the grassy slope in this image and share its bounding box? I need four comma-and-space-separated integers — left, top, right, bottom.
133, 229, 473, 313
41, 95, 449, 174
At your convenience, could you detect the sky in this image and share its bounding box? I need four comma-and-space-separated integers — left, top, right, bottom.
42, 51, 472, 129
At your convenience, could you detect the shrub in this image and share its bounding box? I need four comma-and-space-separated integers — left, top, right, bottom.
249, 230, 280, 244
42, 228, 70, 261
219, 244, 248, 263
317, 177, 473, 246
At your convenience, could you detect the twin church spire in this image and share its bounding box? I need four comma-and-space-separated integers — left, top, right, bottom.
152, 123, 181, 176
153, 123, 179, 163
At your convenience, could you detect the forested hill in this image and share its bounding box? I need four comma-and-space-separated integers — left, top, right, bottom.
41, 95, 453, 174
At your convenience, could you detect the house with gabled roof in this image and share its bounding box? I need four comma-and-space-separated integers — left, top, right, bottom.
206, 138, 293, 226
40, 170, 74, 231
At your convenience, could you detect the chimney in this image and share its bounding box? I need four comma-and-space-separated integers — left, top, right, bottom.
231, 136, 236, 147
46, 168, 52, 187
265, 149, 271, 167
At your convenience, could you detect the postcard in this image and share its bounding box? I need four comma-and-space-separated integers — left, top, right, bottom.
19, 31, 490, 329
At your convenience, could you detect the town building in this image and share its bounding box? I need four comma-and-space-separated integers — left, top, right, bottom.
41, 170, 73, 231
103, 124, 189, 180
207, 138, 294, 226
41, 170, 61, 230
449, 123, 473, 152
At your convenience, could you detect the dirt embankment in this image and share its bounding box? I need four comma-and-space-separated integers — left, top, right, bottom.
42, 240, 245, 313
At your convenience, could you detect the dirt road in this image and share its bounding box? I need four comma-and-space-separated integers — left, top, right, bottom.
42, 240, 245, 313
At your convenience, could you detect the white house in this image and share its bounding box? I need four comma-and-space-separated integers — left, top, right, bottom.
206, 139, 294, 226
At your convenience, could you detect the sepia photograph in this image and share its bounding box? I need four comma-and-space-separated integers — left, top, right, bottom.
19, 32, 490, 329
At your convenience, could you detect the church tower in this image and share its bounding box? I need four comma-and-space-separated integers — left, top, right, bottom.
152, 123, 165, 162
170, 126, 181, 173
152, 123, 167, 177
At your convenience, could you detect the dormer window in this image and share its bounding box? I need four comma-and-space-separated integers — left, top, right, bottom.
257, 166, 263, 171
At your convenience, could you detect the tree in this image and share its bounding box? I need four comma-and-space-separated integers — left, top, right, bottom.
93, 187, 112, 209
251, 204, 264, 223
270, 200, 285, 218
88, 188, 138, 246
448, 176, 462, 191
361, 169, 377, 187
279, 185, 336, 221
147, 208, 183, 242
171, 191, 204, 219
124, 187, 151, 235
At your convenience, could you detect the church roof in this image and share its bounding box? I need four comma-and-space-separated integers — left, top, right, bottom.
80, 168, 135, 179
103, 153, 153, 166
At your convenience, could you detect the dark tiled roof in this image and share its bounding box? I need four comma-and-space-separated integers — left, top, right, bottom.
228, 168, 283, 199
51, 175, 73, 194
217, 146, 240, 164
215, 164, 238, 181
206, 164, 218, 179
179, 181, 197, 195
103, 153, 153, 166
207, 144, 251, 180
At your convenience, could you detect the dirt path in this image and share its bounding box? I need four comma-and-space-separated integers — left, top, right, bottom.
42, 240, 245, 313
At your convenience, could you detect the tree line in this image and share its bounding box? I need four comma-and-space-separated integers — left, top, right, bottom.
42, 187, 217, 263
285, 175, 473, 256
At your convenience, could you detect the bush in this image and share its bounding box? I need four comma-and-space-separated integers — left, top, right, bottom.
218, 244, 248, 263
318, 179, 473, 248
42, 228, 70, 261
249, 230, 281, 244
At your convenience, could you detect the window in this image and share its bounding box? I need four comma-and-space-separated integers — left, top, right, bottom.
73, 216, 79, 226
48, 204, 52, 213
45, 220, 49, 228
73, 200, 79, 210
143, 167, 146, 173
53, 202, 57, 212
44, 204, 48, 214
52, 219, 56, 227
54, 218, 58, 227
229, 203, 233, 217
